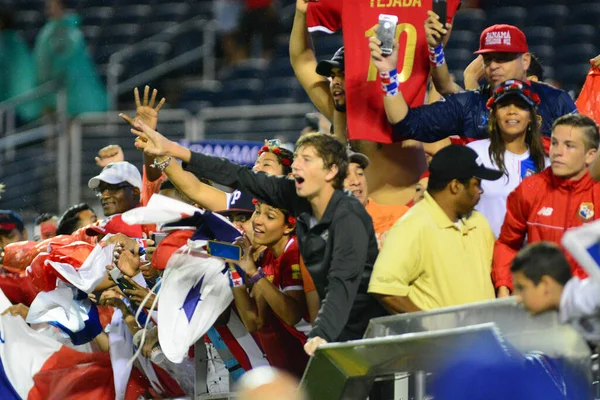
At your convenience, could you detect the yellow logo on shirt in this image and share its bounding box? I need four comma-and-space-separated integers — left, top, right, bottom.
291, 264, 301, 280
370, 0, 422, 7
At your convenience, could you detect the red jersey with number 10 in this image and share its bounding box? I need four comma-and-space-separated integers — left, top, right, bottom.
307, 0, 461, 143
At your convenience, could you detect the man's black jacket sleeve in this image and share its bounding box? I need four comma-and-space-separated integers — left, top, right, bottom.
309, 211, 369, 342
183, 151, 297, 212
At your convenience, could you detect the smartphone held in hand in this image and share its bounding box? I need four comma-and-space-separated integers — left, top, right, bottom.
377, 14, 398, 56
433, 0, 447, 26
152, 232, 167, 247
207, 240, 242, 262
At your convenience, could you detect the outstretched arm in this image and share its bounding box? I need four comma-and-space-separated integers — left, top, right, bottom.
129, 120, 297, 212
425, 11, 463, 95
290, 0, 335, 120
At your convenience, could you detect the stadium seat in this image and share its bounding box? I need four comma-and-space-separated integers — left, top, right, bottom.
137, 21, 178, 42
81, 25, 101, 45
523, 26, 555, 47
554, 43, 597, 66
120, 42, 171, 80
267, 57, 295, 78
218, 79, 264, 104
555, 24, 595, 47
188, 2, 214, 19
150, 3, 192, 23
14, 10, 43, 32
528, 45, 555, 66
219, 60, 268, 80
257, 97, 298, 105
96, 24, 140, 46
445, 49, 474, 71
249, 118, 297, 133
480, 0, 523, 7
205, 120, 252, 137
485, 7, 527, 29
169, 26, 205, 58
527, 5, 569, 30
567, 3, 600, 26
446, 30, 478, 53
312, 34, 344, 59
93, 43, 128, 65
556, 63, 592, 92
178, 100, 213, 114
217, 99, 256, 107
110, 5, 153, 25
452, 9, 486, 33
178, 83, 222, 104
263, 77, 302, 99
80, 7, 113, 27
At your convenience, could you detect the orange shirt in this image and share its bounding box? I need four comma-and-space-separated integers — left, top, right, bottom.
365, 198, 409, 250
299, 257, 316, 294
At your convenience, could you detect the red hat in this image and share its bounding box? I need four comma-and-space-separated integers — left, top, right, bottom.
474, 24, 528, 54
151, 229, 195, 270
86, 214, 144, 238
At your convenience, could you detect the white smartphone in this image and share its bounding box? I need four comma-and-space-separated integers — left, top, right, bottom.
377, 14, 399, 56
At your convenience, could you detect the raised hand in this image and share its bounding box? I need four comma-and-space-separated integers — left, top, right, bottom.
296, 0, 310, 14
99, 288, 128, 312
111, 241, 140, 277
123, 276, 156, 307
424, 10, 450, 48
120, 86, 166, 131
95, 144, 125, 167
591, 54, 600, 68
369, 32, 399, 73
128, 120, 174, 157
304, 336, 328, 356
463, 55, 485, 90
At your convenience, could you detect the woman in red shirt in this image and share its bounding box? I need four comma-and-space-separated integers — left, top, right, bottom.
230, 200, 310, 377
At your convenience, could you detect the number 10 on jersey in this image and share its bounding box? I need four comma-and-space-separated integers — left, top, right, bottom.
366, 23, 417, 82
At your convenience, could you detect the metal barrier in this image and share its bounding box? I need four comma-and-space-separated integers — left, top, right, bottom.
198, 103, 315, 142
0, 82, 68, 215
107, 18, 218, 108
68, 109, 197, 207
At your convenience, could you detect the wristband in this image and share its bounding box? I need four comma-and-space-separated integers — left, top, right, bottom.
380, 68, 399, 96
428, 44, 445, 67
151, 156, 172, 171
248, 267, 266, 284
229, 268, 244, 288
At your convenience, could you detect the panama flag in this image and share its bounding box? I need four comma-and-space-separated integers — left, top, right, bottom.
0, 288, 121, 399
563, 219, 600, 286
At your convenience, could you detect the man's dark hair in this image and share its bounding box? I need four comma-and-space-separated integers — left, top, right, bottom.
510, 242, 572, 286
34, 213, 57, 226
527, 53, 544, 82
427, 176, 471, 194
57, 203, 93, 235
294, 133, 348, 190
552, 113, 600, 152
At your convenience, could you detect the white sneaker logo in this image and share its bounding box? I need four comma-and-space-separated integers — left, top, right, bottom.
537, 207, 553, 216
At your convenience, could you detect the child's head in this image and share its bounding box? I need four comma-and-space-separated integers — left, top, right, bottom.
510, 242, 572, 315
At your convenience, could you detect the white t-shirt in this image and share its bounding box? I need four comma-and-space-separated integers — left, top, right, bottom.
467, 139, 550, 238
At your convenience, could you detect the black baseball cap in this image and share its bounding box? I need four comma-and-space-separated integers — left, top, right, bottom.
316, 47, 344, 77
348, 150, 370, 170
429, 145, 503, 182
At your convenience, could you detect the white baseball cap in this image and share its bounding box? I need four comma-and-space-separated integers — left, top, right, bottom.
88, 162, 142, 191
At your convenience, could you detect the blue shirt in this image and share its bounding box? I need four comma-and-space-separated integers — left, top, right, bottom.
392, 81, 577, 143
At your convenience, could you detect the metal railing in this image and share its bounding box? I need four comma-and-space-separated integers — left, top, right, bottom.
0, 81, 61, 137
107, 18, 218, 108
0, 82, 68, 213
